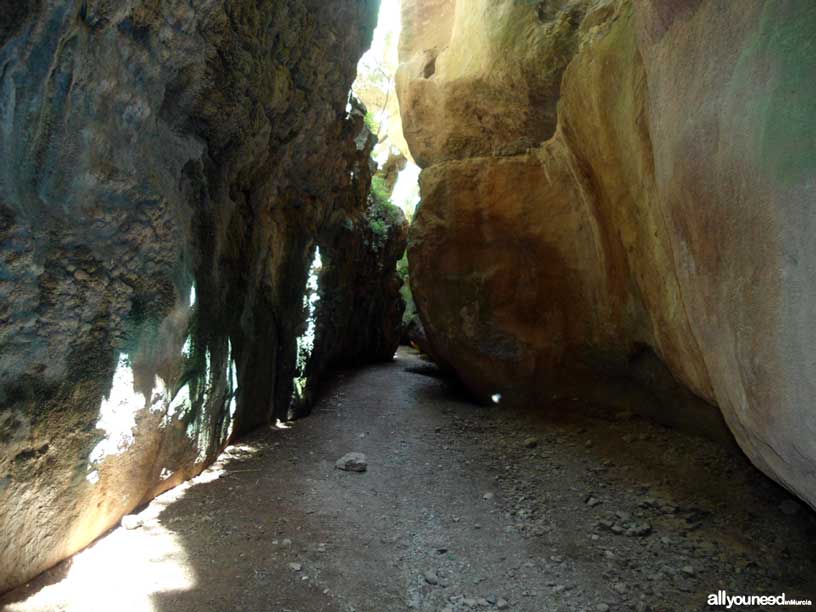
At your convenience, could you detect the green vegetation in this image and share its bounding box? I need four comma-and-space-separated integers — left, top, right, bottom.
366, 174, 403, 253
370, 175, 390, 203
364, 111, 380, 136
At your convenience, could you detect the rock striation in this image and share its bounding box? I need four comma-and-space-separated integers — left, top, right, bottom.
400, 0, 816, 507
0, 0, 403, 593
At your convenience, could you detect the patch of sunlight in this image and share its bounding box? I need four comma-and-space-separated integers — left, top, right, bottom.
373, 140, 395, 167
181, 334, 192, 358
87, 354, 145, 478
5, 508, 196, 612
392, 161, 421, 219
227, 341, 238, 418
149, 377, 170, 414
225, 443, 260, 455
293, 375, 308, 398
293, 247, 322, 403
204, 350, 211, 395
165, 382, 189, 424
225, 341, 238, 439
367, 0, 401, 60
191, 466, 225, 485
181, 285, 197, 358
6, 439, 264, 611
273, 419, 293, 430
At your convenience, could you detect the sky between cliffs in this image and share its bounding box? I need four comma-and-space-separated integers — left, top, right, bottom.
353, 0, 421, 219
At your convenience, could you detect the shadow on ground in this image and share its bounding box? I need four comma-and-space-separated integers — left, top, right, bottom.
3, 349, 816, 612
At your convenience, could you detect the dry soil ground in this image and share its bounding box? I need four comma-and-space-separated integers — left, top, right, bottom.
2, 348, 815, 612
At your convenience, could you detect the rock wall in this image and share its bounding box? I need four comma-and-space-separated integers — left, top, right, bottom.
0, 0, 400, 593
294, 105, 409, 413
400, 0, 816, 507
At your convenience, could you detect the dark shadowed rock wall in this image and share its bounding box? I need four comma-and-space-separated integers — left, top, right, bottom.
0, 0, 403, 593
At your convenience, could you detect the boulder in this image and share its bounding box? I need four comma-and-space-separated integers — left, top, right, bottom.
400, 0, 816, 507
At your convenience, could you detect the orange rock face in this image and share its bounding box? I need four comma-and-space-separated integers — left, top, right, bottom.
401, 0, 816, 507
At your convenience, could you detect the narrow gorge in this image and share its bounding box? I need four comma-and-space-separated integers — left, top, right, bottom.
0, 1, 814, 611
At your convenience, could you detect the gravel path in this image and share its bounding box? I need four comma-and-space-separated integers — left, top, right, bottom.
3, 348, 815, 612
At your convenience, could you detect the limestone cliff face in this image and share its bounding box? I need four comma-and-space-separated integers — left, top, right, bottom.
397, 0, 584, 166
400, 0, 816, 507
0, 0, 400, 593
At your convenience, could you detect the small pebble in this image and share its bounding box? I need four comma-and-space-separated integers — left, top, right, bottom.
335, 452, 368, 473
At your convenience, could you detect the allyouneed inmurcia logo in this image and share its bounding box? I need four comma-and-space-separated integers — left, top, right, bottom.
708, 591, 813, 609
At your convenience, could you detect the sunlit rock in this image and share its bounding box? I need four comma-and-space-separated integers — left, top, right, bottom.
401, 0, 816, 508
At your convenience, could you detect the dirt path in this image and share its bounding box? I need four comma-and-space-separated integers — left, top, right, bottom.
3, 348, 815, 612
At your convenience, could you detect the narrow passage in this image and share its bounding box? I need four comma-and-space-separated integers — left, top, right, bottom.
4, 349, 814, 612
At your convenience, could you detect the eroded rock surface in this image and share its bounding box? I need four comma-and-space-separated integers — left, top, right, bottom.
0, 0, 398, 593
401, 0, 816, 507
